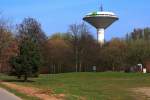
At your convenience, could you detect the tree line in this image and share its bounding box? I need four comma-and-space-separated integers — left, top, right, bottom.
0, 16, 150, 81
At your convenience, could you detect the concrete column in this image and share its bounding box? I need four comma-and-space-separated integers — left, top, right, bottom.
97, 28, 105, 45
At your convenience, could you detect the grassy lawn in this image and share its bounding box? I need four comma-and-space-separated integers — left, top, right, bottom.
0, 72, 150, 100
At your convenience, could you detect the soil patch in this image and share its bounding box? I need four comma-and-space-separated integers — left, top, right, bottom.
1, 82, 65, 100
132, 87, 150, 100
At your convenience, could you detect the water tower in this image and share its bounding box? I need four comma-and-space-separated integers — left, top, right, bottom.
83, 5, 119, 45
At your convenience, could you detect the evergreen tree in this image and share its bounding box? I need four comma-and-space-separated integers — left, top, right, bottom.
10, 17, 44, 81
11, 38, 41, 81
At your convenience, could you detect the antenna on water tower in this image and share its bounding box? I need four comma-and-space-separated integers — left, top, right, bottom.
100, 3, 103, 11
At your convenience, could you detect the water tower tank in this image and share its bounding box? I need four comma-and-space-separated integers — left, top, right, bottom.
83, 8, 119, 45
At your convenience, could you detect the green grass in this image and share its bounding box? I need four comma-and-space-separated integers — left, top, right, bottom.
1, 72, 150, 100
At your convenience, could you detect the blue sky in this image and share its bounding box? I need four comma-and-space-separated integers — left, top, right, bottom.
0, 0, 150, 40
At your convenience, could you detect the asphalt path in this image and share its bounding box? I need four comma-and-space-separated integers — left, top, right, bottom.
0, 88, 22, 100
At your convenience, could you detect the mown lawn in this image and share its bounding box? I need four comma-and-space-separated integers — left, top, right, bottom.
1, 72, 150, 100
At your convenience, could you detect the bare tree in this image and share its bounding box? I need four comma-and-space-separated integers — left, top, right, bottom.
0, 16, 14, 72
46, 33, 72, 73
69, 23, 97, 72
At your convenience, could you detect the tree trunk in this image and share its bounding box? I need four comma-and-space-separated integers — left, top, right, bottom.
60, 64, 62, 73
79, 63, 82, 72
0, 63, 1, 73
24, 73, 28, 82
75, 47, 78, 72
112, 64, 115, 71
54, 64, 56, 74
17, 75, 21, 79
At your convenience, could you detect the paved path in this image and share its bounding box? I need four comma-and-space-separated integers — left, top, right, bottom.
0, 88, 22, 100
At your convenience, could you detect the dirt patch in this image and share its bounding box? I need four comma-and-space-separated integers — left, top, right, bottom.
1, 82, 65, 100
132, 87, 150, 100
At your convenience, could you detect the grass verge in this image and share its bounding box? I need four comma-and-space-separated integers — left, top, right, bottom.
1, 72, 150, 100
